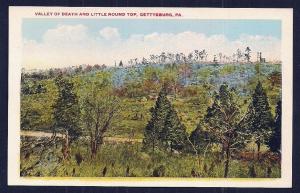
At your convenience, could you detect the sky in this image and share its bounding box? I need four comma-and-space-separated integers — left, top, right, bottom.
22, 19, 281, 69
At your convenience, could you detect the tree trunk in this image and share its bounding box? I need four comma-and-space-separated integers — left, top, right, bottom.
224, 146, 230, 178
91, 137, 104, 159
221, 144, 226, 160
257, 142, 261, 161
91, 140, 97, 159
62, 130, 70, 160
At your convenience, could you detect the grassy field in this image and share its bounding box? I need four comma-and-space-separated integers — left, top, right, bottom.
106, 93, 209, 138
20, 137, 280, 178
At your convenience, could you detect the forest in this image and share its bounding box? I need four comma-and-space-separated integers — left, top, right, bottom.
20, 49, 282, 178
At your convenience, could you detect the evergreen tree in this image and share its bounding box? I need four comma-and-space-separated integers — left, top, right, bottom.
53, 75, 81, 159
244, 81, 273, 159
189, 124, 209, 154
268, 100, 281, 153
162, 105, 188, 152
143, 86, 188, 152
143, 86, 171, 151
204, 84, 247, 177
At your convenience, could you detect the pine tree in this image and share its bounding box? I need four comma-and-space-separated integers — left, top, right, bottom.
268, 100, 281, 153
204, 84, 247, 177
53, 75, 81, 159
143, 86, 188, 152
244, 81, 273, 159
162, 105, 188, 152
189, 124, 209, 154
143, 86, 171, 152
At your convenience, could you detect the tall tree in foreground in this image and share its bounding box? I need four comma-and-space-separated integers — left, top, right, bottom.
244, 81, 273, 159
268, 100, 281, 153
143, 85, 188, 152
204, 84, 248, 178
162, 105, 188, 152
80, 73, 120, 158
143, 86, 171, 152
53, 75, 81, 160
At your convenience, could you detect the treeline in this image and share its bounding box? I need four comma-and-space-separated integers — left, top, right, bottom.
142, 82, 281, 177
22, 46, 273, 81
21, 64, 108, 80
129, 46, 254, 66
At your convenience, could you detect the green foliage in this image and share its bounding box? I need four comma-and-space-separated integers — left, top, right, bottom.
21, 79, 57, 130
143, 86, 171, 151
219, 65, 236, 76
204, 84, 248, 177
205, 84, 246, 147
255, 63, 261, 77
160, 69, 180, 95
21, 80, 47, 95
53, 75, 81, 139
121, 68, 144, 98
268, 100, 281, 153
267, 71, 281, 88
79, 72, 115, 130
79, 73, 121, 157
141, 66, 163, 95
152, 165, 166, 177
143, 86, 188, 152
244, 81, 274, 152
197, 67, 213, 81
20, 62, 282, 178
20, 139, 281, 178
162, 105, 188, 151
189, 124, 209, 154
180, 85, 201, 97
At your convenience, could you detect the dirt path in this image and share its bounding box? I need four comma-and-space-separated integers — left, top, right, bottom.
20, 130, 142, 143
21, 130, 63, 138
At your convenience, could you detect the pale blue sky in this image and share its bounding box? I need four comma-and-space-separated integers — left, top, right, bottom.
23, 19, 281, 41
23, 19, 281, 69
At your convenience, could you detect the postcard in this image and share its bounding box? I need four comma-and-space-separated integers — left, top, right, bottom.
8, 7, 293, 187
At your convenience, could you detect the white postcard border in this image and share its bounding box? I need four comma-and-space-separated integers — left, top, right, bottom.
8, 6, 293, 187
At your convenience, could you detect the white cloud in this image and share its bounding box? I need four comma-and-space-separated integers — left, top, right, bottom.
23, 24, 281, 70
99, 27, 120, 40
43, 24, 89, 45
